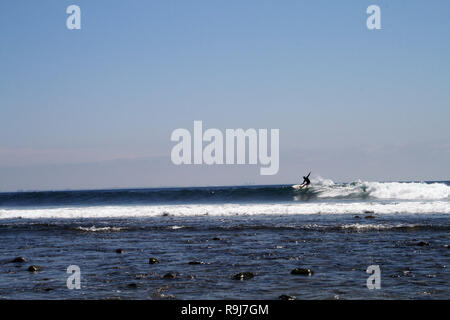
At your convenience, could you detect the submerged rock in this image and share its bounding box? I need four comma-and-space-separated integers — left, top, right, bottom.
279, 294, 296, 300
149, 257, 160, 264
232, 272, 254, 280
291, 268, 314, 276
27, 265, 43, 272
188, 261, 205, 265
11, 257, 27, 263
391, 267, 414, 278
163, 272, 176, 279
152, 292, 176, 299
402, 270, 413, 277
35, 286, 53, 292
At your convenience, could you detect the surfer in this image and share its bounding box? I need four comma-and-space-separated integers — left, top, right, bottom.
300, 172, 311, 188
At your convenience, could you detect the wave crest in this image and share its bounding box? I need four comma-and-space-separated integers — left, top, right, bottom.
1, 201, 449, 219
0, 180, 448, 208
310, 180, 450, 200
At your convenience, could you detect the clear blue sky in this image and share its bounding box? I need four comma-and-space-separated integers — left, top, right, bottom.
1, 0, 449, 190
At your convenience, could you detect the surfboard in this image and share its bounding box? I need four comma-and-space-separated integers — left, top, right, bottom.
292, 184, 307, 190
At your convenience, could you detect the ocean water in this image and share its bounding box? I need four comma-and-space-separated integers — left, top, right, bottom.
0, 179, 449, 299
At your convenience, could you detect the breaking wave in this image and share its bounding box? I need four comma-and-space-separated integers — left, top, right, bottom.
312, 179, 450, 200
0, 180, 448, 208
0, 179, 448, 218
0, 201, 449, 219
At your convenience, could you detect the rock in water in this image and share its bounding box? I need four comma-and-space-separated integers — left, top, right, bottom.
402, 270, 412, 276
279, 295, 296, 300
163, 272, 176, 279
188, 261, 205, 265
232, 272, 254, 280
27, 265, 43, 272
291, 268, 314, 276
11, 257, 27, 263
149, 257, 160, 264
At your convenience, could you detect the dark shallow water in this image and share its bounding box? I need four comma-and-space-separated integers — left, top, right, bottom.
0, 213, 448, 299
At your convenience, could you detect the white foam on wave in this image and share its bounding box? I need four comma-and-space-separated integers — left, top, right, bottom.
338, 223, 419, 231
365, 181, 449, 200
76, 226, 125, 232
311, 178, 450, 200
169, 225, 185, 229
1, 201, 449, 219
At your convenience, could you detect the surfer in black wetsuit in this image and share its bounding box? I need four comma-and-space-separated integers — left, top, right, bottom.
300, 172, 311, 187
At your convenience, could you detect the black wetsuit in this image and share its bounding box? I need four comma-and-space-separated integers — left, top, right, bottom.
301, 172, 311, 186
